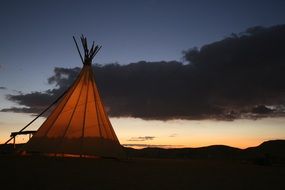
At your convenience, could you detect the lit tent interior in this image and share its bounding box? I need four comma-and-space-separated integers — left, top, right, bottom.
21, 36, 124, 158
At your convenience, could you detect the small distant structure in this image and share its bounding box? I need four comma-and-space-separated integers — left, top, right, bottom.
10, 130, 37, 149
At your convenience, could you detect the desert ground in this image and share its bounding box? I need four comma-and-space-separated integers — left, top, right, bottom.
1, 155, 284, 190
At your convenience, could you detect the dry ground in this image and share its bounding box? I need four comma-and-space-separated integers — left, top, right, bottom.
0, 155, 284, 190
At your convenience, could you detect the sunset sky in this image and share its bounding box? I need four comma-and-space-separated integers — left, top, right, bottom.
1, 0, 285, 148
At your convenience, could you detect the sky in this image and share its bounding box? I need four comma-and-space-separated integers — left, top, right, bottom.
0, 0, 285, 148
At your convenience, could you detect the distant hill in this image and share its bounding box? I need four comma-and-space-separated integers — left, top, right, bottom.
124, 140, 285, 165
246, 139, 285, 157
1, 140, 285, 165
124, 145, 242, 160
243, 140, 285, 165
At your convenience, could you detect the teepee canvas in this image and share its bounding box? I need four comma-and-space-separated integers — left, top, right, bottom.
23, 36, 124, 158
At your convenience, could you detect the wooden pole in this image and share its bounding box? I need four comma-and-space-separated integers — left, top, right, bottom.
13, 137, 16, 149
73, 36, 84, 64
2, 87, 69, 146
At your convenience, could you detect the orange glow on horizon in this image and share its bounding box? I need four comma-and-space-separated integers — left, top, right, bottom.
1, 112, 285, 149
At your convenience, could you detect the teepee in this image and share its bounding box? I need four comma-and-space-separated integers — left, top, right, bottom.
23, 36, 124, 158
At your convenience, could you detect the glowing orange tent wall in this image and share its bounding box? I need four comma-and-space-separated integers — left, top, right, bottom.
23, 65, 124, 158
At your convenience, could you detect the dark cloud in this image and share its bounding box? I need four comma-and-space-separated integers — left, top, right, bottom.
12, 90, 22, 94
47, 67, 81, 89
6, 92, 53, 109
0, 86, 7, 90
1, 107, 43, 114
182, 24, 285, 119
251, 105, 274, 114
2, 24, 285, 120
127, 136, 156, 141
1, 67, 81, 115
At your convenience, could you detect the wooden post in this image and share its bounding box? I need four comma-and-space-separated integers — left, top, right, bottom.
13, 136, 16, 149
